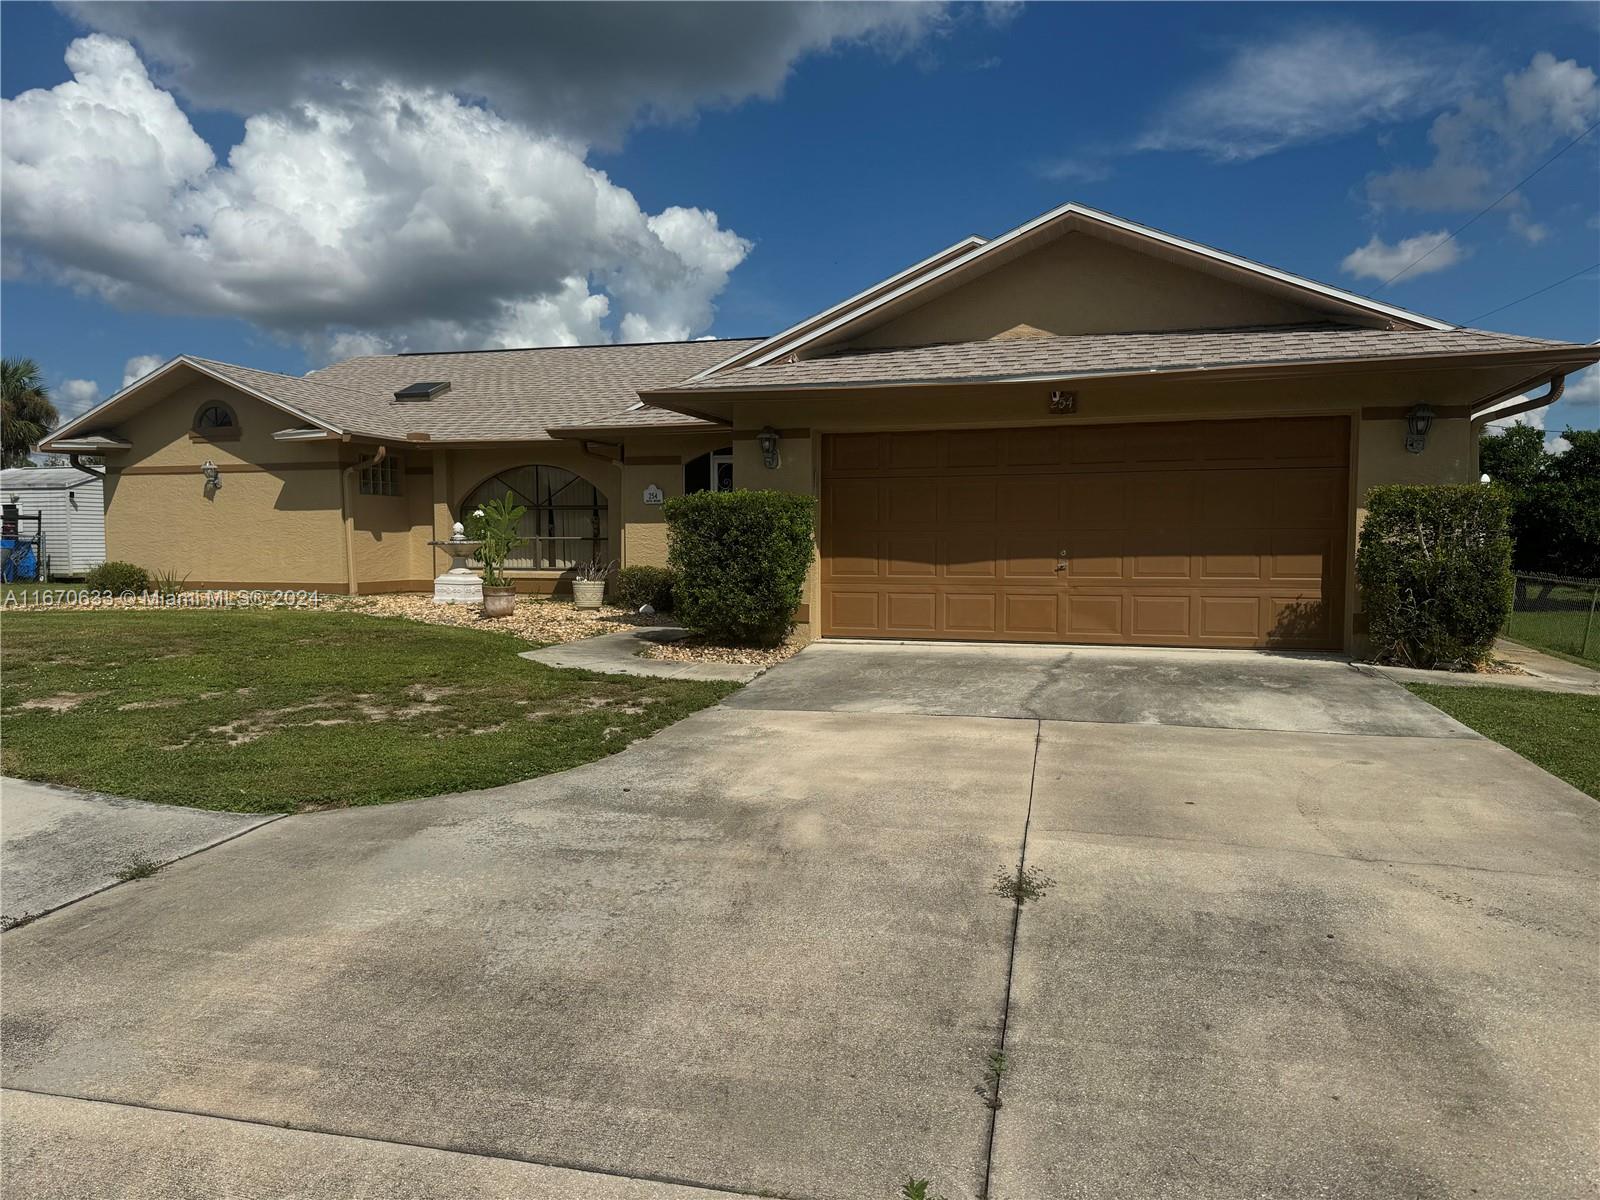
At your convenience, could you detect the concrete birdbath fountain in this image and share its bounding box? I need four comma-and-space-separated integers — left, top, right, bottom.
428, 522, 485, 605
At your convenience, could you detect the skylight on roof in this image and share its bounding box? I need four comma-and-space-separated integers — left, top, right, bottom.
394, 380, 451, 401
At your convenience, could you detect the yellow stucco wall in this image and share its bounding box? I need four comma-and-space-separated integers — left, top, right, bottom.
104, 382, 347, 587
850, 231, 1331, 349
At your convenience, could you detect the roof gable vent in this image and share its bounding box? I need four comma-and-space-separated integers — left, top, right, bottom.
394, 380, 450, 401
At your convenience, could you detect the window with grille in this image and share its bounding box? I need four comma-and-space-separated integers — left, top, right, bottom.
460, 465, 607, 570
359, 456, 400, 496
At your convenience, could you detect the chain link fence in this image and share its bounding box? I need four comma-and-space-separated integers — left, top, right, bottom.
1506, 572, 1600, 664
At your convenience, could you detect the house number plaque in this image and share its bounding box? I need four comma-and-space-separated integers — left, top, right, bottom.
1049, 390, 1077, 414
642, 484, 664, 506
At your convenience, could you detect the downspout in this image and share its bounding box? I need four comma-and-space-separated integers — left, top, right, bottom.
67, 453, 106, 479
1473, 372, 1565, 428
341, 446, 387, 597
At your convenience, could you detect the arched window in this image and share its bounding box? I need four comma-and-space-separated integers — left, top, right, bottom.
193, 403, 237, 434
461, 466, 608, 571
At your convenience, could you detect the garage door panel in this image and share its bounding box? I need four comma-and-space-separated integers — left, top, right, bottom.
946, 430, 1000, 469
1062, 474, 1126, 529
884, 479, 940, 526
1125, 473, 1200, 527
885, 592, 938, 633
1272, 471, 1345, 526
820, 418, 1346, 649
827, 591, 881, 633
1130, 593, 1194, 640
1198, 594, 1264, 640
1002, 532, 1060, 581
1268, 595, 1331, 645
884, 535, 938, 578
1064, 592, 1125, 639
1004, 426, 1064, 468
999, 479, 1059, 526
942, 479, 998, 525
1061, 530, 1124, 581
943, 532, 997, 579
945, 592, 999, 633
1004, 592, 1062, 636
887, 432, 942, 471
828, 434, 885, 472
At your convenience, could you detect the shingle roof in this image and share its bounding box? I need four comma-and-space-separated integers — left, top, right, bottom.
297, 339, 762, 441
650, 324, 1592, 395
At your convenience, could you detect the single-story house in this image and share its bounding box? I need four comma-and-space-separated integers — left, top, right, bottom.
42, 202, 1600, 653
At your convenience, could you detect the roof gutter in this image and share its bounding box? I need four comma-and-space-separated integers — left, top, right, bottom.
1472, 372, 1567, 425
68, 453, 106, 479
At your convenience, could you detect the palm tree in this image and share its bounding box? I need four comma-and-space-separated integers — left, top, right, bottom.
2, 358, 60, 467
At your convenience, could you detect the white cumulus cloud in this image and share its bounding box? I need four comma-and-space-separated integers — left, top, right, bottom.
121, 354, 166, 387
2, 36, 757, 356
1367, 52, 1599, 214
1340, 230, 1465, 282
58, 378, 103, 417
1137, 27, 1473, 161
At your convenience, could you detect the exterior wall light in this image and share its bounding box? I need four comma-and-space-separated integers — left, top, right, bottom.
1404, 404, 1434, 454
757, 426, 781, 470
201, 459, 222, 491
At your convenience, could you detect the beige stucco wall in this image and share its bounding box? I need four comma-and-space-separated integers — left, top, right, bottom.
617, 432, 731, 568
103, 381, 347, 587
850, 231, 1331, 349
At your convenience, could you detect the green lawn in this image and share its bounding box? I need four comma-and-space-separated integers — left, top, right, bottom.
1404, 684, 1600, 800
1504, 584, 1600, 666
0, 609, 737, 812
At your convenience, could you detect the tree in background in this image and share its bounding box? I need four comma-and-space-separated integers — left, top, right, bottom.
1480, 424, 1600, 580
2, 358, 60, 468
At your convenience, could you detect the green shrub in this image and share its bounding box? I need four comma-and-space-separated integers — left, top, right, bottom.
613, 565, 676, 612
663, 489, 816, 647
84, 561, 149, 594
1356, 484, 1513, 669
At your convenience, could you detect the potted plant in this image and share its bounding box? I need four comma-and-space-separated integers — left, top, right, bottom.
571, 557, 615, 610
464, 495, 526, 618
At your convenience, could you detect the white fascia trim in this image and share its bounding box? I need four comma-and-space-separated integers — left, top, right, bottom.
682, 235, 989, 383
272, 426, 341, 441
46, 436, 134, 452
43, 355, 345, 449
736, 203, 1454, 373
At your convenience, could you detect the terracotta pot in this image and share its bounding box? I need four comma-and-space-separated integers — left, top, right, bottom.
481, 585, 516, 618
572, 579, 606, 610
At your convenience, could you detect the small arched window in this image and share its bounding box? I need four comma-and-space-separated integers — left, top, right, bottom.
193, 403, 238, 438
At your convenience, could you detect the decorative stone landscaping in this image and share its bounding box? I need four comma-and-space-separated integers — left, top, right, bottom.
330, 593, 666, 645
637, 633, 806, 669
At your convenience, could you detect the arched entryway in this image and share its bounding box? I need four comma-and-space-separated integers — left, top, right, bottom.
459, 464, 609, 570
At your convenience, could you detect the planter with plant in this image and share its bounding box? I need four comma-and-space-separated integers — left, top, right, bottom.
571, 557, 616, 610
464, 495, 527, 618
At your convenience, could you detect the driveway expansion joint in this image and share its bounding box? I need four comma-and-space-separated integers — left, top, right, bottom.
979, 718, 1043, 1200
0, 1087, 813, 1200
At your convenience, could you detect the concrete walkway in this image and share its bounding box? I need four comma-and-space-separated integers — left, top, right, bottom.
1355, 637, 1600, 695
1, 777, 281, 927
520, 625, 766, 682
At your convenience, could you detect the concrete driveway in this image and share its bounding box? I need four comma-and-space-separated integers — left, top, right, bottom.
3, 642, 1596, 1199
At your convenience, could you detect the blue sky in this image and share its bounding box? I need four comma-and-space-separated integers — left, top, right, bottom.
3, 1, 1597, 439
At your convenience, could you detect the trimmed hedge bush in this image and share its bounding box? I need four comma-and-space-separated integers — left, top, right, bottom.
83, 561, 149, 594
663, 489, 817, 647
1356, 484, 1513, 669
612, 565, 676, 612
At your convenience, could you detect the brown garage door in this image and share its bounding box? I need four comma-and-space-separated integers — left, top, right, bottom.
821, 416, 1348, 649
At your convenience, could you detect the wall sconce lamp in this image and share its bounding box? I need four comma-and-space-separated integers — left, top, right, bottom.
201, 459, 222, 491
757, 426, 781, 470
1404, 404, 1434, 455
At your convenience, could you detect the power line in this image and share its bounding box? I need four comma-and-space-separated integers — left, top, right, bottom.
1379, 116, 1600, 289
1462, 261, 1600, 326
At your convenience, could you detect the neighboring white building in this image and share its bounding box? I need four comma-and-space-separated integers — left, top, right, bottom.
1, 467, 107, 578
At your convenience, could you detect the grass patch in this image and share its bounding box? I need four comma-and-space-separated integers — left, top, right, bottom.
1404, 684, 1600, 800
1504, 585, 1600, 666
115, 856, 162, 882
0, 608, 738, 813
